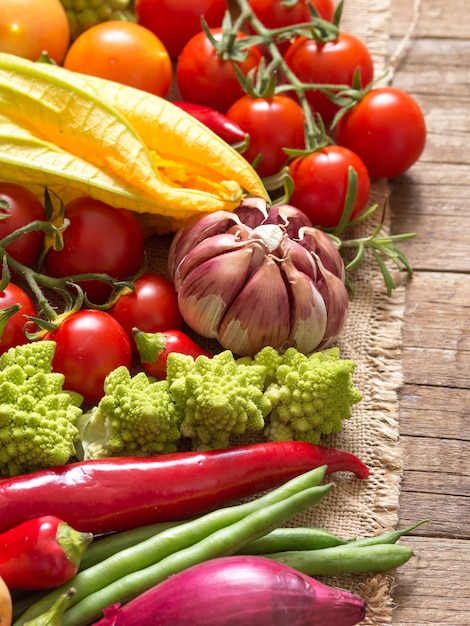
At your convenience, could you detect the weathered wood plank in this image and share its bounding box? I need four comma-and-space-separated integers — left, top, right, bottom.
389, 0, 470, 623
390, 0, 470, 39
399, 384, 470, 440
401, 437, 470, 476
386, 38, 470, 273
392, 538, 470, 624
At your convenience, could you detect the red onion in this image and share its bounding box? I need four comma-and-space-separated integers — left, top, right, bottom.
92, 556, 366, 626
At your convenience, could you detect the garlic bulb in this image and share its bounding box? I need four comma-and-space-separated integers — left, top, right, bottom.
168, 199, 349, 356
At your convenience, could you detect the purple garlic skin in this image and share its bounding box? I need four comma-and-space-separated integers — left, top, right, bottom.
168, 199, 348, 357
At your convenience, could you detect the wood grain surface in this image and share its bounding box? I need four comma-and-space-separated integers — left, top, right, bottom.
387, 0, 470, 622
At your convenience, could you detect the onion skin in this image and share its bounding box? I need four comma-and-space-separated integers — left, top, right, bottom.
92, 556, 366, 626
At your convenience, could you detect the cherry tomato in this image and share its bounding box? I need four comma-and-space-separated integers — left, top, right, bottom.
43, 197, 145, 305
176, 28, 263, 113
135, 329, 213, 380
0, 183, 45, 270
46, 310, 132, 405
135, 0, 226, 60
0, 283, 37, 355
335, 86, 427, 179
0, 0, 70, 64
226, 94, 306, 177
63, 21, 172, 97
248, 0, 335, 29
108, 272, 184, 353
284, 31, 374, 125
288, 146, 371, 229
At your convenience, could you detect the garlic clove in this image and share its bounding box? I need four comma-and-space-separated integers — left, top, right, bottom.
285, 238, 318, 282
168, 210, 241, 279
177, 246, 258, 338
298, 226, 346, 281
218, 258, 291, 356
264, 204, 313, 239
315, 263, 349, 347
173, 233, 251, 290
282, 257, 328, 353
234, 196, 269, 228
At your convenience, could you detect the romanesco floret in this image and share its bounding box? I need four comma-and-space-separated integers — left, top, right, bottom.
60, 0, 135, 40
77, 366, 183, 460
245, 346, 284, 387
263, 347, 362, 444
0, 341, 83, 477
167, 350, 271, 450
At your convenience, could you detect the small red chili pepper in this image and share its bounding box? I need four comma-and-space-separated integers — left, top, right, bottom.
133, 328, 213, 379
0, 516, 92, 590
0, 442, 369, 536
172, 101, 248, 145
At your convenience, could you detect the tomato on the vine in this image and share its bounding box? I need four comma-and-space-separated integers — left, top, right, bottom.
46, 310, 132, 406
226, 94, 306, 178
108, 272, 184, 353
0, 182, 45, 270
63, 21, 173, 98
0, 0, 70, 64
288, 145, 371, 229
176, 28, 263, 113
0, 283, 37, 355
43, 197, 145, 305
135, 0, 226, 60
284, 31, 374, 125
335, 86, 427, 179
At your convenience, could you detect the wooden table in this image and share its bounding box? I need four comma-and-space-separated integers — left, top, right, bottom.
387, 0, 470, 622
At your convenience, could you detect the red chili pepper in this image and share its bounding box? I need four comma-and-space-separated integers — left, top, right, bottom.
0, 516, 92, 590
172, 101, 247, 145
0, 442, 369, 536
133, 328, 213, 379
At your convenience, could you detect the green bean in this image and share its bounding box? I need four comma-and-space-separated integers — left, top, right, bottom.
15, 464, 329, 625
339, 519, 429, 548
267, 543, 414, 575
79, 520, 185, 571
236, 526, 349, 553
62, 481, 334, 626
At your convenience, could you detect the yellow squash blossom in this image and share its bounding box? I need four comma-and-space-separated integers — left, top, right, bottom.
0, 53, 268, 233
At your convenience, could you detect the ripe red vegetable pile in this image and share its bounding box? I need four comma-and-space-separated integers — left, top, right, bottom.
0, 0, 427, 624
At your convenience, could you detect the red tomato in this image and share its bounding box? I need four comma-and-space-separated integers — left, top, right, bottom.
63, 21, 173, 98
226, 94, 306, 177
176, 29, 263, 113
248, 0, 335, 28
46, 310, 132, 405
0, 0, 70, 64
43, 197, 145, 305
136, 329, 213, 380
335, 86, 427, 179
0, 283, 37, 355
288, 146, 371, 228
135, 0, 226, 60
0, 182, 45, 269
284, 31, 374, 125
108, 272, 184, 353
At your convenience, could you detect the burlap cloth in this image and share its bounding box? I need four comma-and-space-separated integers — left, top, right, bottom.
144, 1, 406, 623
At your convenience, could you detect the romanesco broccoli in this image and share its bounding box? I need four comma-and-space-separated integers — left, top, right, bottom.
167, 350, 271, 450
0, 341, 83, 477
60, 0, 135, 40
262, 347, 362, 444
77, 366, 183, 460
